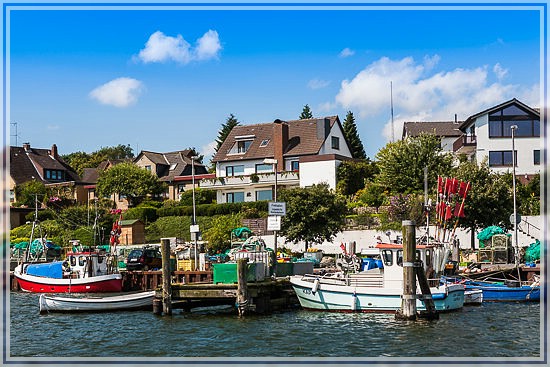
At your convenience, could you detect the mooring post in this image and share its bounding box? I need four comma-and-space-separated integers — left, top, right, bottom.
396, 220, 417, 320
161, 238, 172, 316
416, 261, 439, 320
236, 258, 249, 317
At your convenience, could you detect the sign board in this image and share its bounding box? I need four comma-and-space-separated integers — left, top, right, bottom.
190, 224, 200, 233
267, 216, 281, 231
268, 202, 286, 216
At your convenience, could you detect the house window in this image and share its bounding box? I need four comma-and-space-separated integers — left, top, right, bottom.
488, 106, 539, 138
45, 169, 64, 181
10, 190, 15, 203
229, 140, 253, 154
331, 136, 340, 150
259, 139, 270, 147
489, 150, 517, 167
145, 165, 151, 172
291, 161, 299, 171
255, 190, 273, 201
255, 164, 272, 173
226, 192, 244, 203
534, 150, 540, 165
178, 184, 186, 193
226, 165, 245, 177
119, 194, 127, 202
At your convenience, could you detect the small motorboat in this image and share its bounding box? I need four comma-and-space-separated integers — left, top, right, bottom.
39, 291, 155, 314
463, 289, 483, 305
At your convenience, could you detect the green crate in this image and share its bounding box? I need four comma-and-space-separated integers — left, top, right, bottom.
212, 262, 260, 284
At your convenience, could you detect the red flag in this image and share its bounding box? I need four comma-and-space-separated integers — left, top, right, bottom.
437, 176, 444, 193
458, 181, 467, 197
445, 204, 453, 220
450, 178, 459, 194
453, 203, 465, 218
340, 243, 347, 254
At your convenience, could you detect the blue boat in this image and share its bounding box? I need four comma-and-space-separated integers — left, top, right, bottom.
463, 279, 540, 302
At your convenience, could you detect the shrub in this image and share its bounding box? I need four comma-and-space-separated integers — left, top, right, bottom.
124, 206, 158, 224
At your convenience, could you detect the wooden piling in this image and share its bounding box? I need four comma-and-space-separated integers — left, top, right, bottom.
416, 261, 439, 320
396, 220, 417, 320
161, 238, 172, 316
236, 258, 249, 317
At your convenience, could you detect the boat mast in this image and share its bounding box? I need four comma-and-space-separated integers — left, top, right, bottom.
24, 195, 44, 263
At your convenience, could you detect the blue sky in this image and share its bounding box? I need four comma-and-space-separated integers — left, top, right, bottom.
6, 4, 543, 161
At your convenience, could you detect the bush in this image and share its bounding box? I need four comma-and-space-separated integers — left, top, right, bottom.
25, 209, 55, 222
124, 206, 159, 224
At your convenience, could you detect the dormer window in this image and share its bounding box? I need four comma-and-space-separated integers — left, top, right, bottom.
259, 139, 270, 147
228, 140, 253, 154
45, 169, 64, 181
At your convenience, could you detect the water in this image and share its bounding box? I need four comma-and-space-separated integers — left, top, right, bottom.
8, 291, 541, 361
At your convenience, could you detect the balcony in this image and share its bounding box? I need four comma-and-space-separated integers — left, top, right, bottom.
200, 171, 300, 189
453, 134, 477, 154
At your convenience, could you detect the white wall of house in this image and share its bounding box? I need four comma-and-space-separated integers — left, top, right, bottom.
319, 124, 352, 157
441, 136, 458, 152
299, 159, 340, 189
472, 115, 541, 175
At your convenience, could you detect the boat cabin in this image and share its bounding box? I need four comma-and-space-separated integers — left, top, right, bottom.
63, 249, 116, 278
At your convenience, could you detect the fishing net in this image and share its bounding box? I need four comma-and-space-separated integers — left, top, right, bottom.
524, 240, 540, 262
477, 226, 505, 248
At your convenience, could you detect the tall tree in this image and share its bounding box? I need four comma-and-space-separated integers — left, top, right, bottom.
278, 184, 347, 250
299, 104, 313, 119
62, 144, 134, 176
453, 159, 514, 249
342, 111, 366, 159
375, 133, 453, 194
215, 114, 240, 153
336, 160, 379, 196
96, 162, 165, 207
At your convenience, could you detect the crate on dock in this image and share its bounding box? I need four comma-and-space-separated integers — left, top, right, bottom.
212, 262, 265, 284
177, 259, 196, 271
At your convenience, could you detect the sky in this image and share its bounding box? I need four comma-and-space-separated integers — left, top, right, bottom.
5, 3, 544, 162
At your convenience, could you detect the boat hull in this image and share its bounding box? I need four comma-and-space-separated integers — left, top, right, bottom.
465, 281, 540, 302
39, 291, 154, 313
15, 271, 123, 293
290, 276, 464, 313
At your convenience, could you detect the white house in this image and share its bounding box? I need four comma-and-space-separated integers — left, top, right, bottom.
454, 98, 541, 180
202, 116, 354, 203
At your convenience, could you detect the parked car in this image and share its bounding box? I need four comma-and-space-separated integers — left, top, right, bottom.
126, 248, 162, 271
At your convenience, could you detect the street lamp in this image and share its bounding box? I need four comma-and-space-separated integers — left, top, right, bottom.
191, 155, 200, 270
263, 158, 278, 256
510, 125, 519, 268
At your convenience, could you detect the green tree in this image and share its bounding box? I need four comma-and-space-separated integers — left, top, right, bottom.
278, 184, 347, 250
14, 180, 47, 207
299, 104, 313, 119
355, 182, 387, 211
62, 144, 134, 176
454, 159, 514, 249
342, 111, 366, 159
96, 162, 165, 207
517, 174, 540, 215
203, 213, 243, 253
375, 133, 453, 194
215, 114, 240, 153
336, 160, 379, 196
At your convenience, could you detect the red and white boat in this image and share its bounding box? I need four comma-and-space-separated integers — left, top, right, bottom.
14, 247, 123, 293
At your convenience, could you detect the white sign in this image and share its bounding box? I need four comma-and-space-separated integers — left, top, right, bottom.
190, 224, 200, 233
268, 202, 286, 216
267, 216, 281, 231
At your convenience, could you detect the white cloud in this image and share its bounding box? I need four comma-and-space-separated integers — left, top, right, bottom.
195, 30, 222, 60
493, 63, 509, 80
334, 55, 538, 142
307, 78, 330, 90
89, 77, 144, 108
47, 124, 60, 130
339, 48, 355, 58
202, 140, 218, 163
136, 30, 221, 64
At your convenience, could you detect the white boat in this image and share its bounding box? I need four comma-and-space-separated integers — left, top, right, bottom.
290, 243, 465, 313
39, 291, 155, 313
464, 289, 483, 305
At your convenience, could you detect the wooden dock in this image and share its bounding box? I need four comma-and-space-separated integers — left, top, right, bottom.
153, 277, 298, 315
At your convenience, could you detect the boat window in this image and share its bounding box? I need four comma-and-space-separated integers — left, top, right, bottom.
397, 250, 403, 267
381, 250, 393, 266
97, 256, 103, 264
425, 249, 432, 267
70, 256, 76, 267
79, 256, 86, 267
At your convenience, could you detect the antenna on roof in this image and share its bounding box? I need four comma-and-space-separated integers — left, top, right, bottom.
11, 121, 19, 146
390, 81, 395, 142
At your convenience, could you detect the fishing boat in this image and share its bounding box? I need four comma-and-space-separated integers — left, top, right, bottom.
39, 291, 154, 313
290, 243, 465, 313
14, 246, 122, 293
463, 278, 540, 302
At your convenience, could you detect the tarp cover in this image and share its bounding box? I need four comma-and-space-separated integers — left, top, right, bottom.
477, 226, 506, 247
26, 261, 63, 279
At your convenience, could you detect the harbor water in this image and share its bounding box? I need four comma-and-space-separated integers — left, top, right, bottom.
8, 291, 541, 361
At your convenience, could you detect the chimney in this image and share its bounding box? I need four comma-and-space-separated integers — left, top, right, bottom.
51, 144, 58, 158
273, 119, 289, 170
317, 118, 330, 140
23, 142, 30, 151
454, 114, 458, 124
